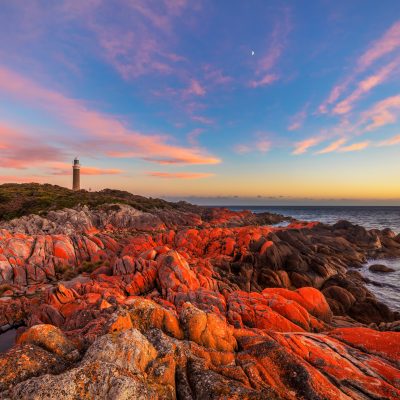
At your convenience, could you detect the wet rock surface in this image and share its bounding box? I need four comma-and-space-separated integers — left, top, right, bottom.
369, 263, 395, 273
0, 202, 399, 399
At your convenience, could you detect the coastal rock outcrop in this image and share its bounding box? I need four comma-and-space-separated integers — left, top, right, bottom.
0, 201, 399, 398
369, 263, 395, 273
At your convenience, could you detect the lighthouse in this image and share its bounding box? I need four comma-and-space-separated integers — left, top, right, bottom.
72, 157, 81, 191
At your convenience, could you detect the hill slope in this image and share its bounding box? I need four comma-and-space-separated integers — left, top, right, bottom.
0, 183, 183, 221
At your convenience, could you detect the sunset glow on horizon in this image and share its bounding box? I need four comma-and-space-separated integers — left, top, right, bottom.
1, 1, 400, 204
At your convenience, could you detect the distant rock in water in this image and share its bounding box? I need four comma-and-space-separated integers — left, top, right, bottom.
369, 264, 395, 273
0, 184, 400, 398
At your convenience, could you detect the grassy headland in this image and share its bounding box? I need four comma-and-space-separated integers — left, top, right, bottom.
0, 183, 183, 221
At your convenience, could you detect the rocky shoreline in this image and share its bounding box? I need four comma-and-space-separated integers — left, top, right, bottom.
0, 202, 399, 399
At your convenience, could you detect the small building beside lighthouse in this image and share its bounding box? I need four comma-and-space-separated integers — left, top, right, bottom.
72, 157, 81, 191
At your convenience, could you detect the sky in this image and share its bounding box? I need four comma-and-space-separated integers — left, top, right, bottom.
1, 0, 400, 205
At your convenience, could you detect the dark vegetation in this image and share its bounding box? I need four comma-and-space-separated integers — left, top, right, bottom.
0, 183, 186, 221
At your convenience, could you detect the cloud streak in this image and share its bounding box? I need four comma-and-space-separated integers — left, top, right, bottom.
0, 66, 221, 166
0, 123, 66, 169
333, 59, 398, 115
292, 137, 323, 155
0, 175, 45, 183
288, 105, 308, 131
319, 20, 400, 114
147, 171, 214, 179
339, 141, 370, 152
249, 8, 291, 88
86, 0, 189, 80
184, 79, 206, 96
234, 133, 272, 154
361, 94, 400, 131
378, 134, 400, 146
356, 20, 400, 72
315, 138, 347, 154
47, 163, 124, 176
249, 74, 279, 88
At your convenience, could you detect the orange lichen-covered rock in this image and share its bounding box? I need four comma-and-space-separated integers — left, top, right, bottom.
156, 250, 200, 302
0, 344, 68, 393
235, 332, 345, 400
173, 287, 227, 314
125, 263, 158, 296
2, 201, 400, 398
16, 324, 78, 361
55, 283, 77, 304
262, 287, 333, 323
85, 329, 158, 374
261, 291, 325, 331
99, 299, 112, 310
53, 237, 75, 263
180, 303, 237, 352
108, 312, 133, 334
84, 292, 102, 305
329, 327, 400, 364
59, 301, 86, 319
259, 239, 274, 255
227, 291, 307, 332
274, 332, 400, 399
126, 297, 184, 339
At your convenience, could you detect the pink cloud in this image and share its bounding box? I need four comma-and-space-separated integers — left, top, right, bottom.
47, 162, 123, 176
184, 79, 206, 96
339, 141, 370, 152
85, 0, 189, 80
0, 66, 221, 166
259, 11, 291, 71
333, 59, 398, 115
292, 137, 323, 155
256, 140, 271, 152
249, 8, 291, 88
288, 105, 308, 131
315, 138, 347, 154
249, 74, 279, 88
378, 134, 400, 146
318, 79, 352, 114
203, 65, 232, 85
357, 20, 400, 72
0, 123, 66, 169
361, 95, 400, 130
235, 133, 272, 154
187, 128, 204, 146
319, 20, 400, 113
147, 171, 214, 179
0, 175, 45, 183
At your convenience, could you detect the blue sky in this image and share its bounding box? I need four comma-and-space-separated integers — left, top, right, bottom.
0, 1, 400, 204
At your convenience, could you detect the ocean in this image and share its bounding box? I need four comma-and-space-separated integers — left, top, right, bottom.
227, 205, 400, 312
227, 205, 400, 233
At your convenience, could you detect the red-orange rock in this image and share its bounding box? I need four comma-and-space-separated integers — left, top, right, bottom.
262, 287, 333, 323
126, 297, 184, 339
16, 324, 78, 361
227, 291, 307, 332
156, 250, 200, 302
329, 327, 400, 364
108, 312, 133, 333
180, 303, 237, 352
1, 200, 400, 398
